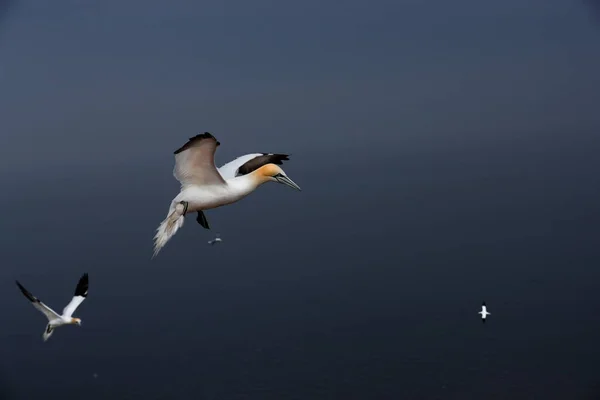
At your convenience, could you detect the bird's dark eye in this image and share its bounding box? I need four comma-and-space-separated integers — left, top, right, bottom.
273, 173, 283, 178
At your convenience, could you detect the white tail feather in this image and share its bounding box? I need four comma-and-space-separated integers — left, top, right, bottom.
153, 209, 185, 258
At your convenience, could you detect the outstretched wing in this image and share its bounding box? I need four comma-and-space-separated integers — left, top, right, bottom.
173, 132, 226, 186
62, 273, 89, 318
217, 153, 263, 180
218, 153, 290, 180
15, 281, 60, 322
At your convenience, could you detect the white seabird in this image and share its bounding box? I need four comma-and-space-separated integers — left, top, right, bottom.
16, 273, 89, 341
478, 301, 490, 323
208, 233, 222, 245
153, 132, 301, 257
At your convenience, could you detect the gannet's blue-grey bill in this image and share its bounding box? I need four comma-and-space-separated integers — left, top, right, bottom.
275, 174, 301, 191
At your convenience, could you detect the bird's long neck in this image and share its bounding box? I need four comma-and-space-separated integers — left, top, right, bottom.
226, 172, 267, 199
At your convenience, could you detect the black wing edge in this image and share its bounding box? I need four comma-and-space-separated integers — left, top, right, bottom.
15, 281, 38, 303
173, 132, 220, 155
237, 153, 291, 176
260, 153, 290, 165
74, 273, 89, 298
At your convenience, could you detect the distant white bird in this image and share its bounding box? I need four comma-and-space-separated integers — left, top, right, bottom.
153, 132, 301, 257
478, 301, 491, 323
16, 273, 89, 341
208, 233, 222, 245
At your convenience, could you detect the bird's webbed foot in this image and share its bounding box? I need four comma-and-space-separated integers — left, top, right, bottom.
196, 211, 210, 229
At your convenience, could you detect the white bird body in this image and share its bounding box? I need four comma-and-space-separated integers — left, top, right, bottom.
16, 273, 89, 341
172, 175, 257, 211
45, 316, 77, 334
208, 233, 223, 245
478, 302, 491, 322
153, 133, 301, 257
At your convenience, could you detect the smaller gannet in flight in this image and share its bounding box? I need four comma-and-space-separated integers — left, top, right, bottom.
208, 232, 222, 245
478, 301, 490, 323
16, 273, 89, 341
153, 132, 301, 257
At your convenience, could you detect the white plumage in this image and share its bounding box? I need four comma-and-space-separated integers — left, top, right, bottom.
153, 133, 301, 257
208, 233, 223, 245
16, 273, 89, 341
478, 302, 491, 322
217, 153, 264, 180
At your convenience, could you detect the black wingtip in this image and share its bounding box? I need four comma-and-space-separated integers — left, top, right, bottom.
15, 281, 36, 303
268, 153, 290, 164
173, 132, 219, 154
237, 153, 292, 176
190, 132, 216, 141
74, 273, 89, 298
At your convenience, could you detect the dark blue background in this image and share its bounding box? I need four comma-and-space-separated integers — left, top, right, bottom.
1, 1, 600, 398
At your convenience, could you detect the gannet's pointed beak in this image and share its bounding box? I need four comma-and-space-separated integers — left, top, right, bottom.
275, 174, 301, 191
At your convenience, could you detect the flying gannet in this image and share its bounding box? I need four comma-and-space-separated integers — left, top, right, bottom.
153, 132, 301, 257
16, 273, 89, 341
478, 301, 490, 323
208, 232, 222, 245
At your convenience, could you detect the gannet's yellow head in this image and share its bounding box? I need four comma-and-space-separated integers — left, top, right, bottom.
253, 164, 302, 191
71, 318, 82, 326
